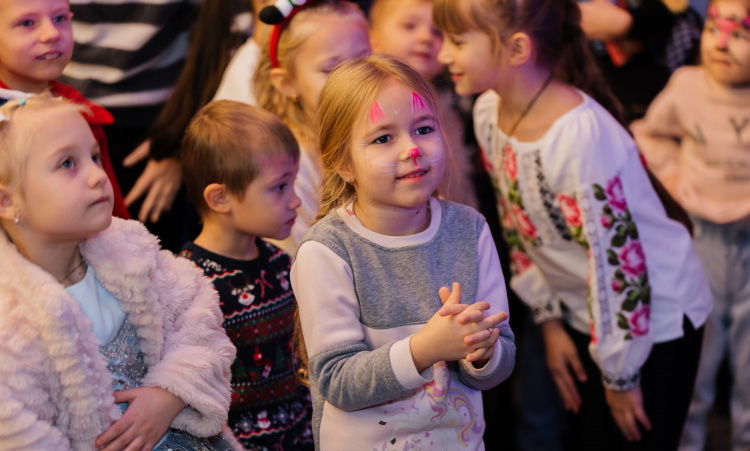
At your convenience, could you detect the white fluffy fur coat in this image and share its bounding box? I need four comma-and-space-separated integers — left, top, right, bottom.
0, 218, 236, 450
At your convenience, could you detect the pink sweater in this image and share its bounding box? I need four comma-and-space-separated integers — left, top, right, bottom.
0, 218, 236, 450
632, 65, 750, 224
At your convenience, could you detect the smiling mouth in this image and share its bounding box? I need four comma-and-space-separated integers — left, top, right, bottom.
397, 168, 429, 180
37, 52, 62, 61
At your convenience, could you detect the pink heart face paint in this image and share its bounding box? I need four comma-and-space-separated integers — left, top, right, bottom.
709, 4, 750, 47
702, 1, 750, 86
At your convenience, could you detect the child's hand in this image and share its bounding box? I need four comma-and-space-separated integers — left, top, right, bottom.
540, 319, 588, 413
437, 283, 508, 346
605, 385, 651, 441
410, 283, 507, 372
123, 140, 183, 223
96, 386, 186, 451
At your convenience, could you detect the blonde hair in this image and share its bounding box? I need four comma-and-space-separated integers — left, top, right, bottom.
181, 100, 299, 217
315, 53, 455, 221
0, 96, 87, 193
253, 1, 366, 149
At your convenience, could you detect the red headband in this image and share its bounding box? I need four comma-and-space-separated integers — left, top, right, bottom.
269, 4, 307, 68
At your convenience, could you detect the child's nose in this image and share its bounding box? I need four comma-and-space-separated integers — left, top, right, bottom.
89, 163, 108, 188
401, 137, 420, 160
289, 189, 302, 210
437, 41, 451, 65
39, 19, 61, 43
718, 30, 730, 49
417, 26, 433, 44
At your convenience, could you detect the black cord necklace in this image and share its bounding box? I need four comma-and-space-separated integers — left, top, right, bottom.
503, 72, 555, 141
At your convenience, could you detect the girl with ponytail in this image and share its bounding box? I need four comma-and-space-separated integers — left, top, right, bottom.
434, 0, 712, 449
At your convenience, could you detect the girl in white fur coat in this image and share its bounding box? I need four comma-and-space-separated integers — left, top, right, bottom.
0, 96, 237, 450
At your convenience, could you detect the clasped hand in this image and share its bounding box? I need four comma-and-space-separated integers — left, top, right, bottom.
410, 282, 508, 372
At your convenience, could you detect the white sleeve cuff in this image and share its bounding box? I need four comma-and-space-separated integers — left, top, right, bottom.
390, 336, 434, 389
458, 338, 503, 377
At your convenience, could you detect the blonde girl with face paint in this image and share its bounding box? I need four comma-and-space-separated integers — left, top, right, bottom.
633, 1, 750, 449
289, 54, 515, 450
434, 0, 713, 449
252, 0, 371, 257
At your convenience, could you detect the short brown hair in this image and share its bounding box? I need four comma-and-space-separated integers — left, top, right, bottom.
181, 100, 300, 216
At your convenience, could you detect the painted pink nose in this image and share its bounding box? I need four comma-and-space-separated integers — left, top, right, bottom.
409, 147, 420, 166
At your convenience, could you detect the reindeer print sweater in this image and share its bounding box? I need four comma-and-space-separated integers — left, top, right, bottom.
181, 240, 313, 450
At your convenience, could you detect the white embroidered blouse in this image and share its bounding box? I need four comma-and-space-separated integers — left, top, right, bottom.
474, 89, 712, 390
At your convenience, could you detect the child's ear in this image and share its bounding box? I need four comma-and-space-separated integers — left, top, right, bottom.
336, 167, 355, 186
507, 32, 533, 67
270, 67, 300, 102
0, 184, 17, 222
203, 183, 232, 214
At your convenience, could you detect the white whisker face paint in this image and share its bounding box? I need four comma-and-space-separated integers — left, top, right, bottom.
350, 85, 446, 189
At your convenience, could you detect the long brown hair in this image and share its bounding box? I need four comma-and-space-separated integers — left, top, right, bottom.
433, 0, 626, 126
148, 0, 245, 159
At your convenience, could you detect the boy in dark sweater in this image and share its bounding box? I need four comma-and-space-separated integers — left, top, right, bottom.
180, 100, 312, 451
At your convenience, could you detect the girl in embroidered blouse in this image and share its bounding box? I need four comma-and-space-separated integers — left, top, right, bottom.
0, 96, 236, 450
434, 0, 713, 449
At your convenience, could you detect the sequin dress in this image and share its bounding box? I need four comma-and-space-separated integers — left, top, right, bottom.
101, 320, 233, 451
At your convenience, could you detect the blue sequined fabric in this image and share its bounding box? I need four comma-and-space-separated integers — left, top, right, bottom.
101, 320, 232, 451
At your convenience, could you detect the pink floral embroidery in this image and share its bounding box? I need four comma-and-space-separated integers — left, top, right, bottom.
594, 174, 651, 341
510, 250, 533, 273
612, 278, 624, 293
498, 198, 515, 229
503, 144, 518, 182
619, 241, 646, 278
629, 305, 650, 336
605, 177, 628, 214
558, 194, 583, 227
512, 204, 538, 240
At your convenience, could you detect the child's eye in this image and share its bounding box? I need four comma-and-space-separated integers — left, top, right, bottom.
274, 183, 287, 192
415, 126, 433, 135
734, 30, 749, 41
403, 22, 416, 31
53, 14, 70, 23
373, 135, 392, 144
92, 152, 101, 165
60, 158, 74, 169
448, 35, 463, 46
19, 19, 35, 27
